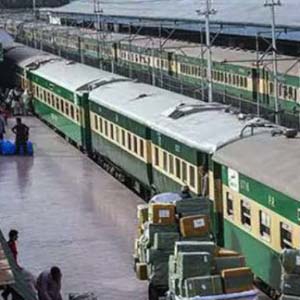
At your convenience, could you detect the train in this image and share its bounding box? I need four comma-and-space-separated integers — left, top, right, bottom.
2, 19, 300, 129
2, 42, 300, 298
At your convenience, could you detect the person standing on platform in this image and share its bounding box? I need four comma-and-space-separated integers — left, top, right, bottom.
36, 267, 63, 300
12, 117, 29, 155
0, 110, 5, 140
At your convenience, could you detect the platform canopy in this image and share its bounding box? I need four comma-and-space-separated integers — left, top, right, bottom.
49, 0, 300, 28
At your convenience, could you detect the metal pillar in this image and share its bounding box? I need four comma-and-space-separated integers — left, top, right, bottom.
197, 0, 216, 103
264, 0, 281, 124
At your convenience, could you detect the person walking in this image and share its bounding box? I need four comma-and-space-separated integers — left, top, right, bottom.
0, 110, 5, 140
12, 117, 29, 155
36, 267, 63, 300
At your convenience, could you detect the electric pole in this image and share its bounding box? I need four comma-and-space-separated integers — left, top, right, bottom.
33, 0, 36, 20
264, 0, 281, 124
94, 0, 103, 69
197, 0, 216, 103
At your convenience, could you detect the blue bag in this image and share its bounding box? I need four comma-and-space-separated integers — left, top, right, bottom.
2, 140, 16, 155
18, 141, 34, 156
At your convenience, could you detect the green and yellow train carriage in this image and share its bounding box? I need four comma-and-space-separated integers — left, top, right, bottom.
213, 132, 300, 291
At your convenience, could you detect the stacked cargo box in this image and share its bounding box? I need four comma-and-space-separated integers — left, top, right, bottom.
169, 244, 253, 298
280, 249, 300, 300
134, 198, 212, 288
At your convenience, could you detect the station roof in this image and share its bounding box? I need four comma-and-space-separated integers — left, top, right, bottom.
213, 132, 300, 201
49, 0, 300, 28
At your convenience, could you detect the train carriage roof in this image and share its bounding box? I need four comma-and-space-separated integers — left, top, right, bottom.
213, 133, 300, 202
89, 80, 269, 154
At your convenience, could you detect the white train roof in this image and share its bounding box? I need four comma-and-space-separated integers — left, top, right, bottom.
213, 132, 300, 201
89, 80, 269, 154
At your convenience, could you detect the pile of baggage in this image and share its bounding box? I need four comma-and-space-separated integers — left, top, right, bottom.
133, 197, 256, 300
280, 249, 300, 300
0, 140, 33, 155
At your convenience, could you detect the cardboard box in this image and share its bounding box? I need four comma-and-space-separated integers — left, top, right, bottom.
180, 215, 210, 237
149, 203, 176, 225
136, 262, 148, 280
222, 267, 253, 293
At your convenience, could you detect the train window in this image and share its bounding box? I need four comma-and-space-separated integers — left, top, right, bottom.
228, 74, 232, 85
133, 136, 138, 154
283, 85, 288, 98
94, 115, 98, 130
240, 199, 251, 227
280, 222, 293, 249
115, 127, 120, 143
154, 147, 159, 166
60, 99, 64, 113
288, 87, 293, 100
226, 192, 234, 217
104, 120, 108, 136
189, 166, 195, 188
175, 158, 181, 179
139, 139, 144, 158
44, 91, 47, 102
182, 161, 187, 182
169, 154, 174, 175
76, 109, 80, 123
98, 117, 103, 133
163, 151, 168, 171
220, 72, 224, 82
244, 78, 248, 88
127, 133, 132, 151
70, 105, 74, 119
279, 84, 282, 97
110, 124, 114, 140
51, 94, 55, 107
65, 102, 69, 116
269, 82, 274, 95
56, 97, 59, 110
121, 129, 126, 146
232, 75, 236, 85
293, 88, 297, 101
259, 211, 271, 241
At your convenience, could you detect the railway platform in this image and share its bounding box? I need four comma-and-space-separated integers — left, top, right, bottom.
0, 117, 147, 300
0, 116, 272, 300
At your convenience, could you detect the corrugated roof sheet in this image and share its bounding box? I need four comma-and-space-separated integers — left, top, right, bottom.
50, 0, 300, 28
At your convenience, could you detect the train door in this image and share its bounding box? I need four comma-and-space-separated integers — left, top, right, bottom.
252, 69, 258, 108
168, 52, 174, 76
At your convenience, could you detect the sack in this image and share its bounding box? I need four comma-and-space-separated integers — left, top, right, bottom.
281, 274, 300, 296
1, 140, 16, 155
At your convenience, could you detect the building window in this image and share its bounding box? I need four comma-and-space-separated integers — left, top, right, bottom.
189, 166, 195, 188
127, 133, 132, 150
110, 124, 114, 140
163, 151, 168, 171
139, 139, 144, 158
133, 136, 138, 154
259, 211, 271, 241
182, 161, 187, 182
280, 222, 292, 249
154, 147, 159, 166
169, 154, 174, 174
175, 158, 181, 179
226, 192, 234, 217
240, 199, 251, 227
94, 115, 98, 130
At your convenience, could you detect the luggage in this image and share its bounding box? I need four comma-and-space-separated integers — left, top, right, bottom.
281, 249, 300, 275
214, 256, 246, 273
144, 223, 178, 247
222, 267, 253, 293
281, 274, 300, 296
136, 262, 148, 280
1, 140, 15, 155
154, 232, 180, 251
148, 261, 169, 286
184, 275, 223, 298
174, 241, 217, 257
146, 249, 172, 264
217, 248, 240, 257
176, 252, 212, 279
175, 198, 210, 217
179, 214, 210, 237
18, 141, 34, 155
137, 204, 148, 225
148, 203, 176, 225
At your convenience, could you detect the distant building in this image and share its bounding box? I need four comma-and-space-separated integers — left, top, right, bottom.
0, 0, 69, 8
